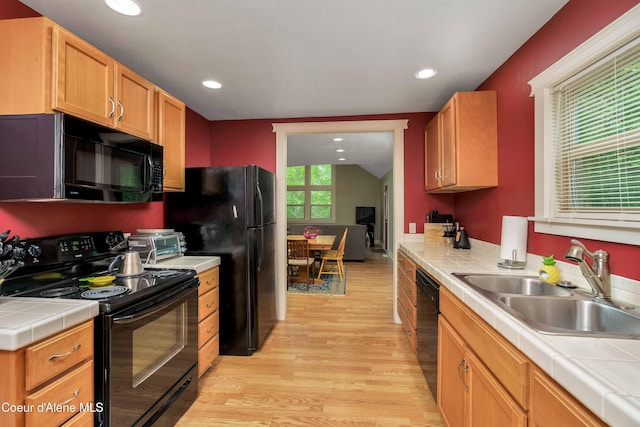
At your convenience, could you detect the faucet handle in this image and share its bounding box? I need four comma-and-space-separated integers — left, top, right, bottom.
570, 239, 594, 259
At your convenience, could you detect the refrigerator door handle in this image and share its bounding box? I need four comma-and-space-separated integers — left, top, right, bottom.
256, 184, 264, 226
257, 227, 264, 271
232, 204, 238, 218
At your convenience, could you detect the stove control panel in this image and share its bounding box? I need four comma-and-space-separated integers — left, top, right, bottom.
17, 231, 125, 267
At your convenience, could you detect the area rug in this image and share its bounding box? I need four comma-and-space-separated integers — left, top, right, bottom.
287, 267, 347, 295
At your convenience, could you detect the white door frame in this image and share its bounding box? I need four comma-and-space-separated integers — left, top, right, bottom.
272, 119, 408, 322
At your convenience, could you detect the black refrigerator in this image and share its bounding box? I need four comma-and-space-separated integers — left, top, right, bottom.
165, 165, 276, 355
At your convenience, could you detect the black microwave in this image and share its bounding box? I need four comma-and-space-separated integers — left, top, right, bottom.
0, 114, 163, 202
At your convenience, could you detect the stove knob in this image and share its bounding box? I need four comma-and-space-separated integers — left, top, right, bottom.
27, 244, 42, 258
12, 246, 26, 260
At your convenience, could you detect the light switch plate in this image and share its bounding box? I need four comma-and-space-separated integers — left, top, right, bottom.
409, 223, 416, 233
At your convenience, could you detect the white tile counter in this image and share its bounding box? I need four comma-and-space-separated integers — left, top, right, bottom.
0, 298, 98, 351
400, 239, 640, 427
154, 255, 220, 274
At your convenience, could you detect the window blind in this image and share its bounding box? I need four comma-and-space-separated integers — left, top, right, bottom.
552, 36, 640, 218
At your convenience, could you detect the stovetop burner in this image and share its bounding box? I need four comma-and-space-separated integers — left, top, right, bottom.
81, 286, 130, 300
40, 287, 79, 298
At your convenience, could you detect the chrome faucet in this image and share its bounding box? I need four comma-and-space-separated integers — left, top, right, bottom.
564, 239, 611, 300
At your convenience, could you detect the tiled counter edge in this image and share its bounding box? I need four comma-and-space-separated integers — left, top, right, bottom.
399, 239, 640, 427
0, 298, 99, 351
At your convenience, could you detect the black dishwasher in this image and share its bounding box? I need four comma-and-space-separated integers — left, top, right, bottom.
416, 268, 440, 399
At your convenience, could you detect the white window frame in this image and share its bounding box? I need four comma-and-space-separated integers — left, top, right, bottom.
528, 5, 640, 245
286, 164, 336, 223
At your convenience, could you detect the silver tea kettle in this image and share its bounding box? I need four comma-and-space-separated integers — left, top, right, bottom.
108, 248, 144, 277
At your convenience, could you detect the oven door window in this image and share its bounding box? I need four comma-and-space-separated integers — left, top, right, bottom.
107, 288, 198, 426
132, 304, 186, 387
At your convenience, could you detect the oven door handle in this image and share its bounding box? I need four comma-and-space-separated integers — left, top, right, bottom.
112, 284, 196, 324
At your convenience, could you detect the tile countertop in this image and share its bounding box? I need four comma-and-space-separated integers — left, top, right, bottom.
154, 255, 220, 274
0, 298, 98, 351
400, 239, 640, 427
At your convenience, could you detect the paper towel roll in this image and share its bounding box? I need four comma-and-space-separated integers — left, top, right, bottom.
499, 216, 528, 262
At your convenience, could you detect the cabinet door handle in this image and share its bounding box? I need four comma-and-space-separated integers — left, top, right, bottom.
457, 357, 465, 381
48, 343, 81, 361
108, 96, 115, 118
117, 100, 124, 121
55, 388, 80, 406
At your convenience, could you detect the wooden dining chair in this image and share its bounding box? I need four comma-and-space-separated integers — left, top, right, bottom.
317, 228, 348, 282
287, 238, 315, 290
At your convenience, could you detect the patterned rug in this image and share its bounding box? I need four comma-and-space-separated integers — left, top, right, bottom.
287, 267, 347, 295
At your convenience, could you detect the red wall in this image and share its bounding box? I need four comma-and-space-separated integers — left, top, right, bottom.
185, 107, 212, 167
208, 112, 454, 225
0, 1, 167, 238
456, 0, 640, 279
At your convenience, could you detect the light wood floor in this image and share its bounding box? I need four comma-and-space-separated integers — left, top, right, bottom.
177, 249, 444, 426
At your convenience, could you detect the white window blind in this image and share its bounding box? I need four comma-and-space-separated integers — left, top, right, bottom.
552, 37, 640, 221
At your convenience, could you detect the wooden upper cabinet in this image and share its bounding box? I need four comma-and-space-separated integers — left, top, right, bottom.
156, 90, 186, 191
116, 64, 156, 141
0, 17, 157, 141
424, 114, 440, 190
52, 25, 115, 128
425, 91, 498, 193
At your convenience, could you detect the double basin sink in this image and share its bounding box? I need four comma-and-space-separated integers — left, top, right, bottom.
452, 273, 640, 339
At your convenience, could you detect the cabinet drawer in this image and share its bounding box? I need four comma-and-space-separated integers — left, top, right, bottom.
198, 310, 220, 349
405, 257, 416, 283
61, 408, 94, 427
198, 287, 219, 321
198, 334, 219, 378
440, 288, 530, 407
25, 360, 93, 427
404, 295, 417, 329
198, 266, 219, 296
403, 277, 417, 306
25, 321, 93, 390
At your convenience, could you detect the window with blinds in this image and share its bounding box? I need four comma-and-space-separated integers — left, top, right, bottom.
552, 37, 640, 219
529, 5, 640, 245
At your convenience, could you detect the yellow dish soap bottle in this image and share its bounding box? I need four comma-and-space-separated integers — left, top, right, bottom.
538, 255, 560, 285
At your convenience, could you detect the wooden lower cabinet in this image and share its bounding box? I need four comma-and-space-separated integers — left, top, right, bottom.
197, 266, 220, 378
397, 250, 417, 353
0, 320, 94, 427
438, 317, 526, 427
438, 286, 605, 426
529, 368, 606, 427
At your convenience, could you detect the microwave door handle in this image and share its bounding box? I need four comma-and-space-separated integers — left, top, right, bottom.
143, 155, 153, 192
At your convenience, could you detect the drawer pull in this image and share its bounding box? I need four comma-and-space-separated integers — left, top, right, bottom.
206, 349, 216, 358
206, 301, 215, 308
55, 388, 80, 406
48, 344, 81, 361
206, 326, 215, 333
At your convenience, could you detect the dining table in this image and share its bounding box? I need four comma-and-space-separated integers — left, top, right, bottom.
287, 235, 336, 284
287, 234, 336, 251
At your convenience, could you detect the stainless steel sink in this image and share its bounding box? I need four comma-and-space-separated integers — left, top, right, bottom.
498, 296, 640, 339
453, 273, 574, 296
452, 273, 640, 339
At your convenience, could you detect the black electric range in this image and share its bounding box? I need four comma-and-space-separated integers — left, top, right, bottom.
1, 231, 197, 311
1, 231, 201, 427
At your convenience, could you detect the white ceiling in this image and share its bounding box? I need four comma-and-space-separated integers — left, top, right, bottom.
19, 0, 568, 176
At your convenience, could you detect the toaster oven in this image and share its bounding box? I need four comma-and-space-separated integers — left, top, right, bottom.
127, 232, 186, 264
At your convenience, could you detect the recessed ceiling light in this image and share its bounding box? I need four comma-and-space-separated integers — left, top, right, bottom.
333, 138, 343, 142
415, 68, 438, 79
336, 149, 345, 153
338, 158, 346, 161
202, 80, 222, 89
105, 0, 142, 16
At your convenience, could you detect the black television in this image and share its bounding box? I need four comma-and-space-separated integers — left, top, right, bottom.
355, 206, 375, 225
